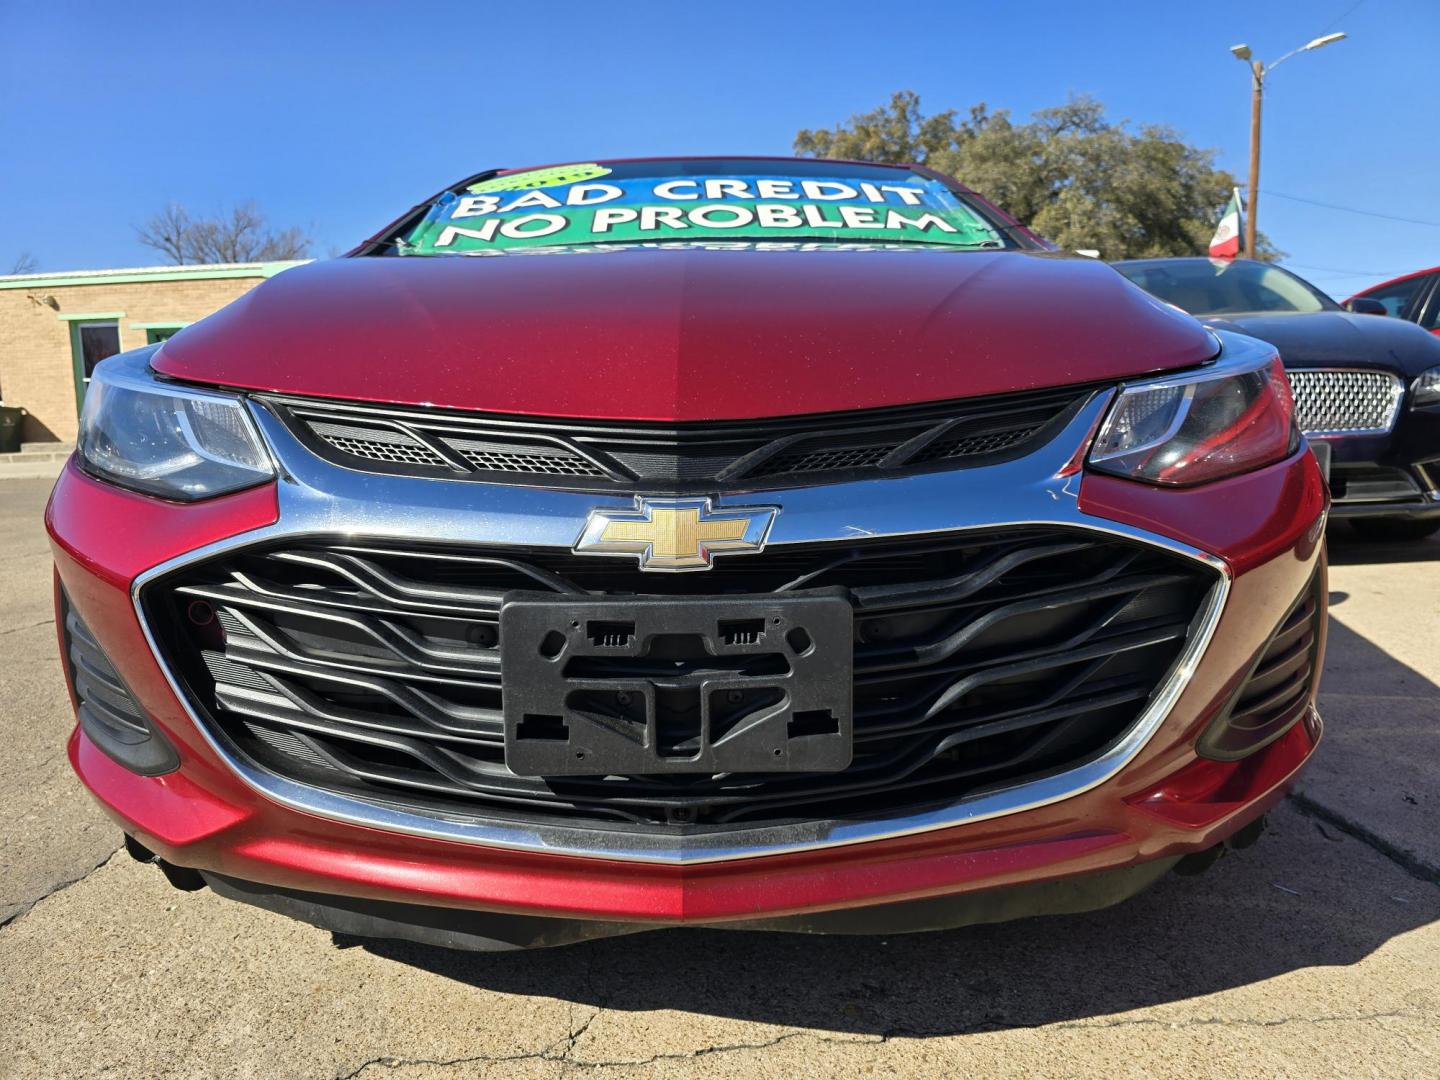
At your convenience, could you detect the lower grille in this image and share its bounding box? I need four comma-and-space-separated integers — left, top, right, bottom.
1286, 369, 1403, 435
144, 528, 1219, 831
1328, 463, 1423, 503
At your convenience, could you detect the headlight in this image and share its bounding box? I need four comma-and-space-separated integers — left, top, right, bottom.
1089, 343, 1298, 486
77, 351, 274, 500
1414, 366, 1440, 407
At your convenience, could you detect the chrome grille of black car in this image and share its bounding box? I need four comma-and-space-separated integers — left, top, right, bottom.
145, 529, 1218, 830
258, 386, 1096, 492
1285, 369, 1403, 435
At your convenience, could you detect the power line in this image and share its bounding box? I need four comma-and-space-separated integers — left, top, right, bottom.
1318, 0, 1367, 34
1284, 261, 1404, 279
1263, 190, 1440, 229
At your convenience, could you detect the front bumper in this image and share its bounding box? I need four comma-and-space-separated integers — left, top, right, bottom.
1313, 401, 1440, 519
48, 350, 1329, 937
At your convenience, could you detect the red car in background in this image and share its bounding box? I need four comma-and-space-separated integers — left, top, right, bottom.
1348, 267, 1440, 336
48, 158, 1325, 951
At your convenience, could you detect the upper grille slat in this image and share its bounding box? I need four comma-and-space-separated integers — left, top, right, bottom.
146, 528, 1218, 831
261, 386, 1097, 492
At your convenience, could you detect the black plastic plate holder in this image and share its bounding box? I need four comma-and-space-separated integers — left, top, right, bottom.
500, 591, 853, 777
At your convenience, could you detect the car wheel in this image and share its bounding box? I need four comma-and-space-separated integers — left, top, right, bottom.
1350, 518, 1440, 542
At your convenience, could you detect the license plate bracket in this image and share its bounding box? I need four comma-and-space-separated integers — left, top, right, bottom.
500, 592, 853, 776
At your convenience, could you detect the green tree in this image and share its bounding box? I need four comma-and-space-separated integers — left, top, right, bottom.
795, 91, 1277, 260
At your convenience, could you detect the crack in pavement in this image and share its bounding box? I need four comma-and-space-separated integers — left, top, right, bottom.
0, 617, 55, 637
336, 994, 607, 1079
1041, 1009, 1433, 1035
1287, 791, 1439, 886
557, 1007, 603, 1075
0, 845, 121, 931
335, 1029, 881, 1079
331, 1010, 1435, 1076
335, 1026, 587, 1080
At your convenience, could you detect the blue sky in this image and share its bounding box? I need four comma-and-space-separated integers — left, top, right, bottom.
2, 0, 1435, 299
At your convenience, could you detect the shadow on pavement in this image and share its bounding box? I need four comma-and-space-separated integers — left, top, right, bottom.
357, 809, 1437, 1035
1326, 522, 1440, 566
1318, 612, 1435, 701
1300, 612, 1439, 880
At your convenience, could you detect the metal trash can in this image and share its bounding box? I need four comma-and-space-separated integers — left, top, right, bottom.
0, 406, 27, 453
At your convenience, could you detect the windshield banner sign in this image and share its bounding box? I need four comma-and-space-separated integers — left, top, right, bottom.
400, 165, 1003, 254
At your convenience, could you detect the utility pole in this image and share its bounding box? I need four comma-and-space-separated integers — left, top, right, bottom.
1246, 61, 1263, 260
1229, 33, 1346, 259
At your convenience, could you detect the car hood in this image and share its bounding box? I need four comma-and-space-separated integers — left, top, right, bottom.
154, 249, 1218, 421
1204, 310, 1440, 378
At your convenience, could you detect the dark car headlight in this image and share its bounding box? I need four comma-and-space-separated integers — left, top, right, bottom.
1413, 366, 1440, 407
77, 351, 274, 501
1088, 346, 1299, 486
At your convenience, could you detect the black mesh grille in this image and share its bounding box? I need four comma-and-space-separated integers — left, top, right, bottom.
145, 529, 1217, 832
442, 437, 607, 477
308, 422, 449, 467
260, 384, 1098, 493
912, 425, 1039, 463
763, 445, 893, 474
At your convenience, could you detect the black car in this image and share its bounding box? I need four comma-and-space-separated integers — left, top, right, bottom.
1114, 257, 1440, 540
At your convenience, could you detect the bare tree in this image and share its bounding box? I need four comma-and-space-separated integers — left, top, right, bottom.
136, 203, 192, 264
8, 251, 38, 275
137, 202, 311, 265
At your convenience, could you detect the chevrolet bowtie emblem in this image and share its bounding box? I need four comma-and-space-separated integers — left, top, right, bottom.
575, 497, 779, 571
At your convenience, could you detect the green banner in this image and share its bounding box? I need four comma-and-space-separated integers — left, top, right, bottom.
401, 164, 1004, 254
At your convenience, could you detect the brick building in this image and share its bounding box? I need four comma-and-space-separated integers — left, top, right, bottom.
0, 262, 305, 444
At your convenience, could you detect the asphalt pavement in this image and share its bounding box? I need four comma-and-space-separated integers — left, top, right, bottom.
1, 474, 1436, 1078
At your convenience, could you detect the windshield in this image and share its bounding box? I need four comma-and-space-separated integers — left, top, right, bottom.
1115, 259, 1338, 316
395, 159, 1009, 255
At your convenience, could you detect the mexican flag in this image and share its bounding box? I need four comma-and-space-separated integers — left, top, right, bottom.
1209, 188, 1244, 258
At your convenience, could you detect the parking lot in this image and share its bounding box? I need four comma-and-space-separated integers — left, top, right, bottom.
1, 473, 1436, 1078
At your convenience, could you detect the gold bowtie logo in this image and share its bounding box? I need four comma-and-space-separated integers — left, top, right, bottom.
575, 497, 778, 571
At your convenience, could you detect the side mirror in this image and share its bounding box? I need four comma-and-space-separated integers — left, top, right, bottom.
1345, 297, 1388, 316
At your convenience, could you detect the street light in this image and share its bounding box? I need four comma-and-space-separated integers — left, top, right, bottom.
1231, 32, 1346, 258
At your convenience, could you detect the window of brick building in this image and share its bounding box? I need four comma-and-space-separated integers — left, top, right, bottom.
70, 320, 121, 410
142, 324, 187, 344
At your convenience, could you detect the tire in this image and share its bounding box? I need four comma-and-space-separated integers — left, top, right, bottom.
1350, 517, 1440, 542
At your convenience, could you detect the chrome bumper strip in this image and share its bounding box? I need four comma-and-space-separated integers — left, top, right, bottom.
123, 335, 1285, 865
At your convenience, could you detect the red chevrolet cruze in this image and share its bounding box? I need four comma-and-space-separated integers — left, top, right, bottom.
49, 158, 1326, 950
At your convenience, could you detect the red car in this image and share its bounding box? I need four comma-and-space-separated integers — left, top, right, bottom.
1348, 267, 1440, 336
49, 158, 1326, 950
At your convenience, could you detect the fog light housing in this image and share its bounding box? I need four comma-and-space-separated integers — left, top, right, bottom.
60, 587, 179, 775
1197, 572, 1325, 761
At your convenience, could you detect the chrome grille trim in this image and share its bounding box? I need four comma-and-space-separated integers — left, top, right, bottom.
1286, 369, 1404, 437
151, 530, 1215, 828
118, 332, 1294, 864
